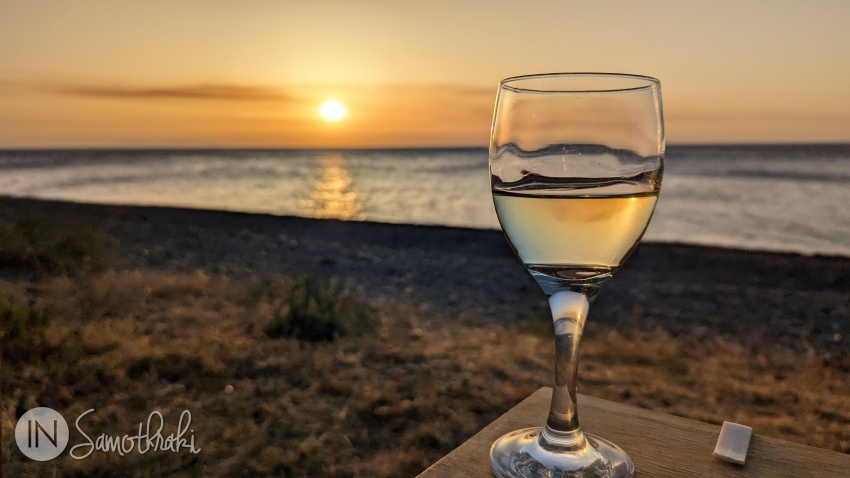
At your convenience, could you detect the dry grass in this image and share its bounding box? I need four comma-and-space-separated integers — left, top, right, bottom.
2, 267, 849, 476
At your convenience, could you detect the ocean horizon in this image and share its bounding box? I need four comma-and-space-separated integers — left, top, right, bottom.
2, 143, 849, 257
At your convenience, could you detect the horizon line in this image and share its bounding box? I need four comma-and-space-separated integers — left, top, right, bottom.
2, 141, 850, 152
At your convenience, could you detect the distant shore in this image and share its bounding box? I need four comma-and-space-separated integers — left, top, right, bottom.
2, 195, 848, 354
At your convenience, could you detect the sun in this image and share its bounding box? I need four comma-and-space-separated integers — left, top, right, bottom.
318, 99, 347, 122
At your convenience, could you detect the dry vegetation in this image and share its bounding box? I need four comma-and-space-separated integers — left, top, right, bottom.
1, 206, 849, 477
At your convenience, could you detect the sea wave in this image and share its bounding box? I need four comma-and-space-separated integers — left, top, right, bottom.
1, 145, 848, 257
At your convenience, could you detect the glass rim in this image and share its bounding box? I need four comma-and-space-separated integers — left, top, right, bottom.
500, 72, 660, 93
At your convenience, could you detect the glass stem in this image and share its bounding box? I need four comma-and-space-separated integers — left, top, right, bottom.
541, 290, 590, 450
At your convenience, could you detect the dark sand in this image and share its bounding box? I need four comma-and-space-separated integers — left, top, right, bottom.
5, 195, 847, 354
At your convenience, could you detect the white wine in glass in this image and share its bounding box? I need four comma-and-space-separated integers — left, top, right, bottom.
489, 73, 664, 477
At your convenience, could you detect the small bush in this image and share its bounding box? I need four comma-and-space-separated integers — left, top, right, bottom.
265, 275, 377, 342
0, 293, 52, 364
656, 346, 690, 376
0, 214, 113, 274
243, 275, 284, 306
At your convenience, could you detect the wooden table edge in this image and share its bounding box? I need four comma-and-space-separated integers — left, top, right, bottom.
418, 387, 850, 477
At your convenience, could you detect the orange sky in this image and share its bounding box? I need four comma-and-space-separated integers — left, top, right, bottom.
1, 1, 849, 148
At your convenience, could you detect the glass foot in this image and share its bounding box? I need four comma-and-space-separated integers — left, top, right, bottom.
490, 427, 634, 478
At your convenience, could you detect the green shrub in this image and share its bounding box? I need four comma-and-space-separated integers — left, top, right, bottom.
0, 293, 52, 364
243, 275, 284, 306
265, 275, 377, 342
656, 346, 690, 376
0, 214, 113, 274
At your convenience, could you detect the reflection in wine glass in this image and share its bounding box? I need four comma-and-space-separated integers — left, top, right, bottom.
300, 153, 364, 221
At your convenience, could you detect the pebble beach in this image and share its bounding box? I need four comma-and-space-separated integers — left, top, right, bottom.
2, 195, 848, 476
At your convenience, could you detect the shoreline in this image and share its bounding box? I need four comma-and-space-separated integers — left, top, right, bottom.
3, 193, 850, 260
1, 192, 848, 259
2, 142, 849, 151
2, 195, 848, 354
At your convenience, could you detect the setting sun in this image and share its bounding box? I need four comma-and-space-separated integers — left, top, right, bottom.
318, 99, 347, 122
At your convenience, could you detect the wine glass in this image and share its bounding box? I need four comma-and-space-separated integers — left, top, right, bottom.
489, 73, 664, 477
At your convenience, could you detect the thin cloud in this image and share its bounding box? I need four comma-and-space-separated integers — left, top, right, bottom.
363, 83, 493, 98
23, 80, 494, 104
444, 85, 496, 97
54, 83, 292, 101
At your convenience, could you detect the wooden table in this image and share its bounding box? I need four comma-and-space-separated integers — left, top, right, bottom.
418, 387, 850, 477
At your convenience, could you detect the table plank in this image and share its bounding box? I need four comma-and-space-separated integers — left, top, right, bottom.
418, 387, 850, 477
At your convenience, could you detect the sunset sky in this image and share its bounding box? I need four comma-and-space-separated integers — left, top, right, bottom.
2, 1, 849, 148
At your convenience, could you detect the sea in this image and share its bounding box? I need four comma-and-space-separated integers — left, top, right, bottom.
0, 144, 848, 257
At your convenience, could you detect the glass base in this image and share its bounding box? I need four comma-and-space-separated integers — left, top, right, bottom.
490, 428, 634, 478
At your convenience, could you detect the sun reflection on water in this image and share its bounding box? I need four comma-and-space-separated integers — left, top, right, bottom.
299, 153, 363, 220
